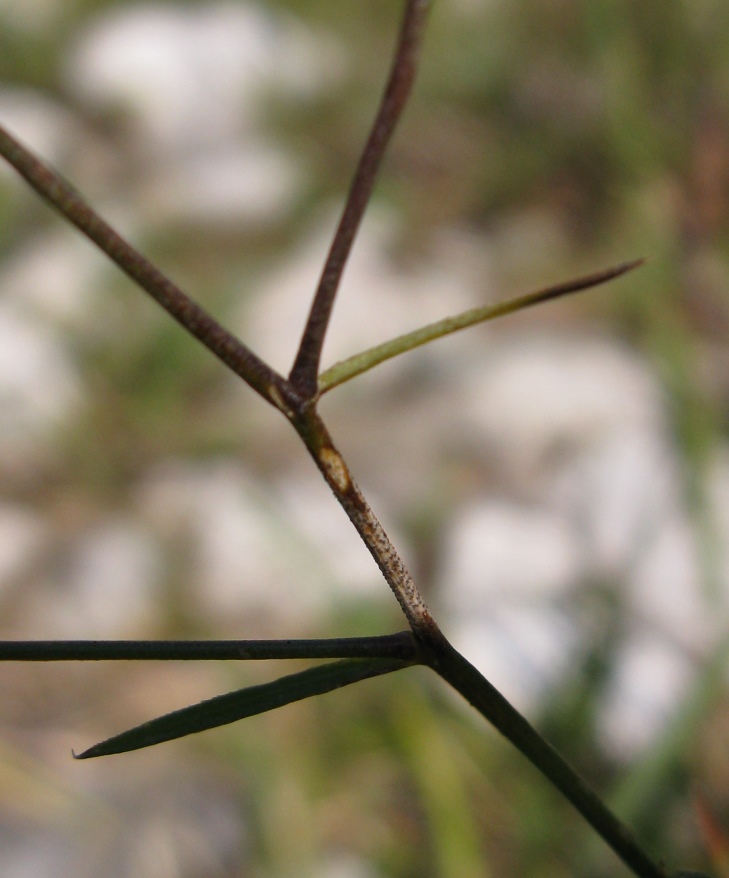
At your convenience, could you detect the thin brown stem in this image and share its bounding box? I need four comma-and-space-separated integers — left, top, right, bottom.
0, 123, 288, 408
291, 409, 438, 637
289, 0, 432, 398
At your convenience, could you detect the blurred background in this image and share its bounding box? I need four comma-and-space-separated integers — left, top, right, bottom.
0, 1, 728, 876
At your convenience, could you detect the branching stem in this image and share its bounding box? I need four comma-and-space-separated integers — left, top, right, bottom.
289, 410, 670, 878
0, 2, 691, 876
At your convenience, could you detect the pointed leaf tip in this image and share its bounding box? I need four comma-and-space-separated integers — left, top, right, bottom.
73, 658, 410, 759
318, 256, 645, 395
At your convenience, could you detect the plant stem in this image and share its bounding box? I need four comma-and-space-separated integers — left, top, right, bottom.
291, 408, 439, 638
282, 401, 670, 877
0, 123, 287, 407
0, 7, 691, 875
424, 631, 671, 878
0, 633, 418, 662
289, 0, 432, 396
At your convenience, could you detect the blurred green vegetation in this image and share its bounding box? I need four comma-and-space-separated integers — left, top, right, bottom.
0, 2, 728, 877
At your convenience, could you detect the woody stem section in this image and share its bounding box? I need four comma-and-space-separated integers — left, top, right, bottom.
291, 409, 437, 638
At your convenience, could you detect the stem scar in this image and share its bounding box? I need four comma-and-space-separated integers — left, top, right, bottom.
319, 446, 351, 493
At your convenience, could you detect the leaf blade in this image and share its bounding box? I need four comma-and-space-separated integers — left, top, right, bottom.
318, 259, 644, 395
74, 658, 411, 759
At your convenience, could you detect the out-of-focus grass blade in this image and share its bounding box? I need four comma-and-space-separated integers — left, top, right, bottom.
74, 658, 410, 759
317, 259, 644, 395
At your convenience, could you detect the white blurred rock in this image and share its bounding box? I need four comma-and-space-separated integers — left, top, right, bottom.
629, 511, 714, 647
442, 500, 581, 604
596, 631, 695, 758
0, 301, 81, 464
548, 428, 681, 580
64, 4, 273, 149
244, 209, 479, 376
140, 143, 301, 226
137, 458, 380, 627
0, 504, 46, 591
439, 330, 728, 754
0, 88, 78, 177
61, 3, 320, 226
439, 500, 582, 707
459, 332, 665, 489
29, 518, 161, 639
0, 232, 105, 327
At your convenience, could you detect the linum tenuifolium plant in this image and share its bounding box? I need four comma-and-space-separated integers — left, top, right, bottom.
0, 4, 711, 878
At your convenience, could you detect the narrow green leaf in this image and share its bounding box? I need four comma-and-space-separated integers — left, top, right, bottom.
74, 658, 410, 759
317, 259, 644, 395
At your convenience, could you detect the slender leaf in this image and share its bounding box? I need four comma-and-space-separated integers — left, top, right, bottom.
74, 658, 411, 759
318, 259, 643, 395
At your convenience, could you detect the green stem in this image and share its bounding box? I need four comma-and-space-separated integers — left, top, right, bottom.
425, 632, 670, 878
0, 633, 418, 662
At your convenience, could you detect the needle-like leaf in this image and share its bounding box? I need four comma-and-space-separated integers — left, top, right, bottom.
318, 259, 644, 395
74, 658, 411, 758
